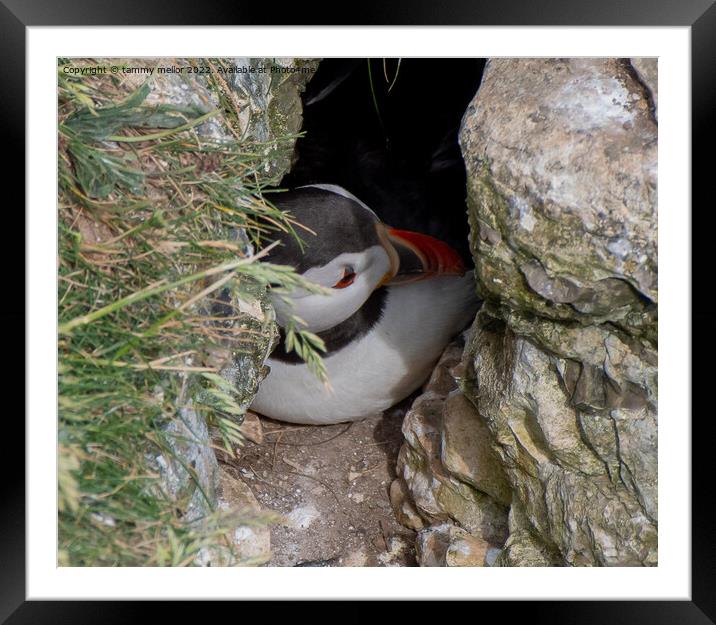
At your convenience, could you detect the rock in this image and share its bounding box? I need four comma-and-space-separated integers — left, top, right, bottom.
223, 57, 319, 177
415, 522, 495, 567
194, 465, 281, 567
492, 499, 563, 567
392, 340, 511, 553
341, 549, 368, 567
347, 470, 362, 482
286, 504, 320, 529
397, 388, 509, 545
629, 58, 658, 120
415, 523, 453, 566
460, 58, 657, 342
389, 478, 425, 531
197, 259, 280, 414
120, 57, 317, 177
378, 535, 412, 566
459, 59, 658, 566
239, 411, 264, 445
210, 468, 272, 565
441, 390, 512, 506
423, 341, 465, 396
397, 393, 450, 523
445, 532, 491, 567
149, 401, 219, 524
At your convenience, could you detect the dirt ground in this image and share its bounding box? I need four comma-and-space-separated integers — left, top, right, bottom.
220, 397, 418, 567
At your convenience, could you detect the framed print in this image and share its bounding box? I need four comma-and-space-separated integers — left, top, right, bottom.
7, 0, 713, 621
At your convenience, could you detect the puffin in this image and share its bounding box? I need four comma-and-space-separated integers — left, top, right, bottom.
250, 184, 480, 425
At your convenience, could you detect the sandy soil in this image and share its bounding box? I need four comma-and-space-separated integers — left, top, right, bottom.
220, 397, 417, 567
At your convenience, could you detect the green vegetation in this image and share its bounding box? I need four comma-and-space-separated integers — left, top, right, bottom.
58, 59, 325, 565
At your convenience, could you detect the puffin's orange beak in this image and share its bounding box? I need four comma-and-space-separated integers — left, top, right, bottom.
376, 224, 466, 287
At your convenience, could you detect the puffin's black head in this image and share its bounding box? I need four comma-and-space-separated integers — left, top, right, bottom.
268, 186, 384, 274
265, 184, 466, 334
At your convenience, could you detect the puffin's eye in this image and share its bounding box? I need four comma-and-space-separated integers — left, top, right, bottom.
333, 267, 356, 289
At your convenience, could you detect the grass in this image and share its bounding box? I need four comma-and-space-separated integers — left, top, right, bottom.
58, 58, 326, 566
366, 58, 403, 143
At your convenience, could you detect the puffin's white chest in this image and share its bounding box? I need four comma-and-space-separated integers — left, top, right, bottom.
250, 273, 478, 425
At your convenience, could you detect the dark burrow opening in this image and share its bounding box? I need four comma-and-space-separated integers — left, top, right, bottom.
223, 59, 489, 566
282, 57, 487, 266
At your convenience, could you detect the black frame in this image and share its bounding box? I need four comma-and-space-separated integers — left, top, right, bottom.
6, 0, 713, 621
